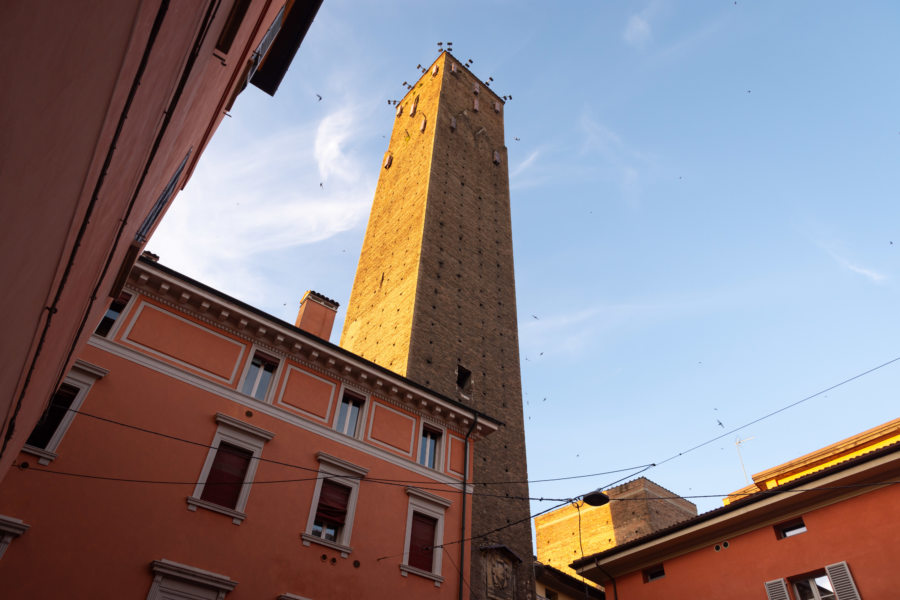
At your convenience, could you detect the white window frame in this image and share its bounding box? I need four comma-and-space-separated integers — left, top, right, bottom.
187, 413, 274, 524
792, 573, 836, 600
238, 347, 281, 403
0, 514, 29, 560
768, 562, 861, 600
400, 487, 451, 586
22, 360, 108, 465
302, 452, 368, 557
94, 290, 135, 338
416, 421, 445, 471
146, 559, 236, 600
332, 387, 368, 439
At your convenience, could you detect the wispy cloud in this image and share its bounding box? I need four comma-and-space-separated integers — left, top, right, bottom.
520, 301, 676, 359
147, 104, 375, 306
579, 111, 654, 203
826, 250, 887, 283
623, 1, 664, 48
624, 14, 652, 47
511, 149, 541, 179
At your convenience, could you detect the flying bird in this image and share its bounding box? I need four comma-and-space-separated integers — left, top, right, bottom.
316, 94, 322, 101
531, 314, 539, 320
319, 182, 324, 189
514, 137, 520, 141
717, 419, 725, 428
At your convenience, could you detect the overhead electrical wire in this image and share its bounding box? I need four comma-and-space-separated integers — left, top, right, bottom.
46, 402, 652, 488
653, 354, 900, 467
25, 351, 899, 504
44, 350, 899, 491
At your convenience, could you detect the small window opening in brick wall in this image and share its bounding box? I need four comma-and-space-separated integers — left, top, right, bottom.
473, 83, 480, 95
493, 150, 501, 165
432, 64, 439, 76
456, 364, 472, 396
450, 117, 457, 131
451, 62, 458, 74
473, 98, 479, 112
410, 96, 419, 117
420, 117, 427, 132
643, 564, 665, 583
383, 154, 393, 169
396, 104, 403, 117
775, 517, 807, 539
493, 101, 501, 113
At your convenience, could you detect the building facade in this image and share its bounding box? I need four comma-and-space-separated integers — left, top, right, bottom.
535, 478, 696, 582
341, 51, 534, 600
0, 256, 499, 598
0, 0, 321, 482
535, 560, 604, 600
572, 421, 900, 600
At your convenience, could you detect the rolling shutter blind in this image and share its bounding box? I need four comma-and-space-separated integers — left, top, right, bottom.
764, 579, 790, 600
408, 512, 437, 571
826, 562, 862, 600
316, 480, 350, 525
200, 443, 252, 509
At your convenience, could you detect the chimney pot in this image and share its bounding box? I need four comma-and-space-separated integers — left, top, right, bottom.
295, 291, 340, 340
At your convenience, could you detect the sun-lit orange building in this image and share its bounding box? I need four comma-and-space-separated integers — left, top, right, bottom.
0, 255, 498, 598
0, 0, 322, 483
573, 420, 900, 600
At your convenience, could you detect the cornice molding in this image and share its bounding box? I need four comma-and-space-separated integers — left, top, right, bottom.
124, 266, 495, 438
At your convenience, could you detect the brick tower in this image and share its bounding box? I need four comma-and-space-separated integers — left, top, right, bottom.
341, 52, 533, 599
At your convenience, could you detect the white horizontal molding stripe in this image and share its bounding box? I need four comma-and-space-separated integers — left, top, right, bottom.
120, 301, 246, 384
126, 269, 493, 434
87, 337, 471, 492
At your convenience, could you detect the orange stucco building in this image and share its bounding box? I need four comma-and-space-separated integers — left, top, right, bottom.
0, 0, 321, 483
573, 420, 900, 600
0, 255, 499, 598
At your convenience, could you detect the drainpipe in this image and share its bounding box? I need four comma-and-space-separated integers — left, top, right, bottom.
0, 1, 174, 462
459, 414, 477, 600
592, 559, 618, 600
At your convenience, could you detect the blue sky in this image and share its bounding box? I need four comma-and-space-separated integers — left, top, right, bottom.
149, 0, 900, 524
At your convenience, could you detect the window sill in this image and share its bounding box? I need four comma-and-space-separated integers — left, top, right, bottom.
21, 444, 57, 466
300, 533, 352, 557
186, 497, 246, 525
400, 564, 444, 587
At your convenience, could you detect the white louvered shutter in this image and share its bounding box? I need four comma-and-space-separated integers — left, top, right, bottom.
825, 562, 861, 600
764, 579, 790, 600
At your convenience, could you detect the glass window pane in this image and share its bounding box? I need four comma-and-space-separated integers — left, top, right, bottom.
254, 366, 273, 400
347, 402, 360, 437
27, 384, 80, 449
337, 400, 350, 433
242, 361, 261, 395
814, 576, 835, 600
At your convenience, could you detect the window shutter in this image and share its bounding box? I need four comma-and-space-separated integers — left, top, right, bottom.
409, 512, 437, 571
201, 443, 252, 509
316, 480, 351, 525
825, 562, 861, 600
764, 579, 790, 600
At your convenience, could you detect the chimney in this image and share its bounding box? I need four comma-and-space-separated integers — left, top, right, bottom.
295, 291, 339, 340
